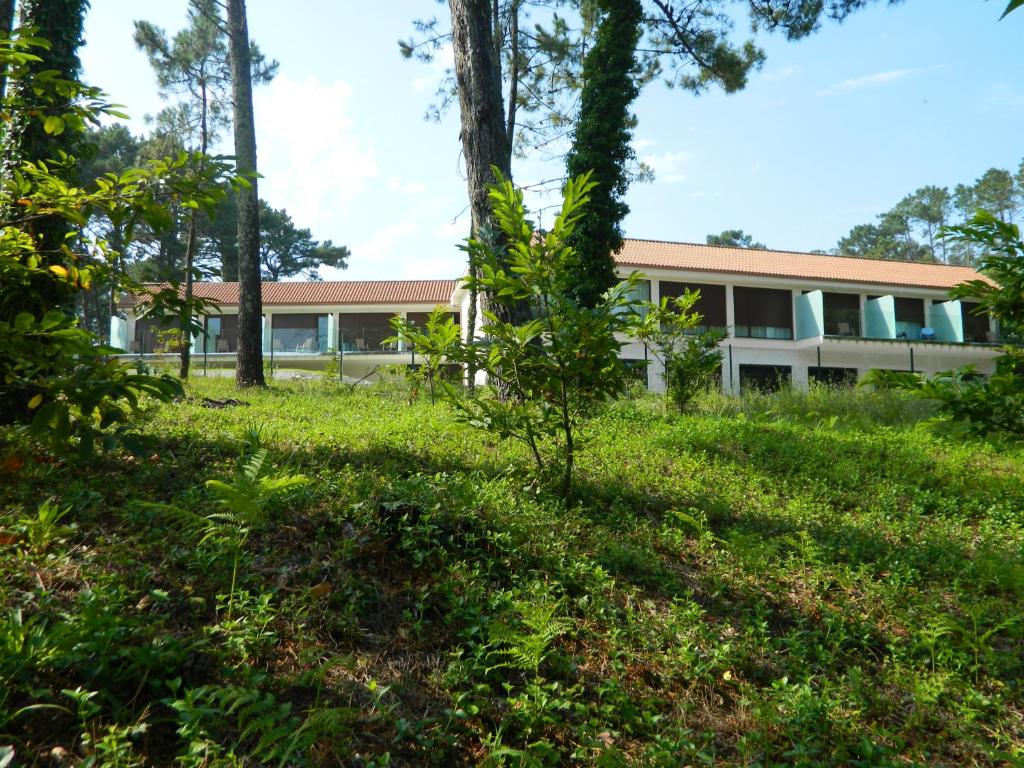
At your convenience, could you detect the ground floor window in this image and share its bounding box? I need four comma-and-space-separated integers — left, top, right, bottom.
739, 364, 791, 393
621, 358, 650, 387
809, 366, 858, 387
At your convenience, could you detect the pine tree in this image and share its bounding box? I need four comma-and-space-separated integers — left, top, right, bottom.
135, 0, 274, 378
227, 0, 264, 387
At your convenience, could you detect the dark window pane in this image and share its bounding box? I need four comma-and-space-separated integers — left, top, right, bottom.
961, 302, 991, 343
734, 287, 793, 339
659, 281, 726, 327
809, 366, 858, 387
739, 364, 791, 393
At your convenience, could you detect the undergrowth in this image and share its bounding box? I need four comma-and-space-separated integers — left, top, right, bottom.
0, 378, 1021, 766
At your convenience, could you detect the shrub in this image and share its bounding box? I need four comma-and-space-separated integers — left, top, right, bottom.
635, 292, 723, 411
865, 212, 1024, 437
390, 170, 645, 497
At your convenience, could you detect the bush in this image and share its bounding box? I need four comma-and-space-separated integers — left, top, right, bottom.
391, 170, 645, 497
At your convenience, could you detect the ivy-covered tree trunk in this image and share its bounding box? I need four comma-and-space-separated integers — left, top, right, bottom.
0, 0, 16, 100
227, 0, 264, 387
3, 0, 88, 314
564, 0, 642, 308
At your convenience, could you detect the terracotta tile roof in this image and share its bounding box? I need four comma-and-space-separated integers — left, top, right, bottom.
615, 239, 993, 291
121, 280, 458, 309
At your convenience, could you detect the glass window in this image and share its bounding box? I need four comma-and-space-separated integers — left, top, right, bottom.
733, 287, 793, 340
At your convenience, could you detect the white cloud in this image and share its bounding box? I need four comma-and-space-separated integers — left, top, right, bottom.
818, 65, 944, 96
633, 138, 657, 151
254, 74, 378, 233
641, 150, 692, 184
351, 218, 419, 263
387, 177, 427, 195
433, 214, 469, 241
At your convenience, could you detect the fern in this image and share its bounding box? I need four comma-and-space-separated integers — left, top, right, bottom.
488, 596, 572, 679
203, 448, 308, 618
131, 501, 208, 541
205, 449, 308, 533
173, 686, 356, 768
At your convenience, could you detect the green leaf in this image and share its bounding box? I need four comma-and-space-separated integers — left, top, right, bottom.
42, 114, 64, 135
14, 312, 34, 332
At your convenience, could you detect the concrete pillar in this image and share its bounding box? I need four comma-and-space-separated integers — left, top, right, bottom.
793, 360, 810, 390
262, 312, 273, 354
126, 313, 137, 353
725, 284, 736, 337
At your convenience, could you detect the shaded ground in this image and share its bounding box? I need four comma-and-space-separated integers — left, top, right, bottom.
1, 379, 1022, 766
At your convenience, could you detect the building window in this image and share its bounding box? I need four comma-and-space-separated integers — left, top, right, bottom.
822, 293, 860, 336
339, 313, 400, 352
809, 366, 858, 387
272, 313, 323, 353
659, 281, 726, 332
961, 301, 992, 343
739, 364, 791, 393
734, 287, 793, 340
615, 279, 651, 318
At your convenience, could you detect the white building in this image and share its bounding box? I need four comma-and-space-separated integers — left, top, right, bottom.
117, 239, 1000, 393
453, 239, 1001, 394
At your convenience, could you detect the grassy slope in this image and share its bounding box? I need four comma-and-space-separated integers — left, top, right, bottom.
1, 379, 1022, 766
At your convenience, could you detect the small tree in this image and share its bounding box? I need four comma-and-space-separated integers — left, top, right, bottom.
387, 305, 460, 403
635, 292, 724, 411
391, 170, 645, 498
0, 33, 239, 452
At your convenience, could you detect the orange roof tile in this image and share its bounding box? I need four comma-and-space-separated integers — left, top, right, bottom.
121, 280, 458, 309
615, 239, 993, 291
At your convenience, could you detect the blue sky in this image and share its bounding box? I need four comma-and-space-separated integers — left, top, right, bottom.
80, 1, 1024, 281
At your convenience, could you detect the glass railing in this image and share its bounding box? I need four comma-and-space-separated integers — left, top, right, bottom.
272, 328, 321, 353
823, 310, 861, 337
338, 334, 400, 353
894, 321, 922, 340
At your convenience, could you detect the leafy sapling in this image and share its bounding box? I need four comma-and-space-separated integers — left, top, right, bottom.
388, 306, 461, 402
390, 169, 647, 498
635, 291, 725, 412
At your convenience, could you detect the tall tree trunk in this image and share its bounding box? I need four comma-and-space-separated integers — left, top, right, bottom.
450, 0, 531, 401
179, 80, 210, 380
505, 1, 519, 167
227, 0, 264, 387
448, 0, 510, 241
179, 211, 197, 377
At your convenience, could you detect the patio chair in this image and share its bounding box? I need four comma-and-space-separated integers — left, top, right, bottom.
355, 337, 367, 352
216, 338, 229, 353
296, 337, 314, 352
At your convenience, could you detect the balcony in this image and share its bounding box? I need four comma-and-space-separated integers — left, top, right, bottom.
795, 290, 997, 346
271, 313, 329, 353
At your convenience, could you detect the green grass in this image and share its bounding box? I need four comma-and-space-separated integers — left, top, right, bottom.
1, 379, 1022, 766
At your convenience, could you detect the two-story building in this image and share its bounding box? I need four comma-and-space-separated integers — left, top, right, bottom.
116, 239, 1000, 393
